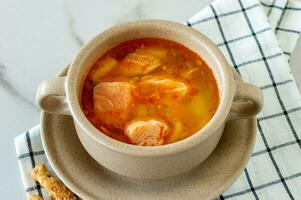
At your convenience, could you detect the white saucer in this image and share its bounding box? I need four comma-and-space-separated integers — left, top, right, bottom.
41, 67, 256, 200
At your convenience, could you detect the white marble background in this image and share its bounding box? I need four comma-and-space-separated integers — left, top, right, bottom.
1, 0, 300, 199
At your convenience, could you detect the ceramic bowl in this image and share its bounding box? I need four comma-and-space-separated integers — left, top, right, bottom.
36, 20, 263, 180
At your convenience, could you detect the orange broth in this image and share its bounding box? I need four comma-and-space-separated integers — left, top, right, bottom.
81, 38, 219, 145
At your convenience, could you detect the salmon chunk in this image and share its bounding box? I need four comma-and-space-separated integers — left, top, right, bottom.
120, 48, 162, 76
93, 82, 132, 128
125, 119, 169, 146
135, 76, 188, 102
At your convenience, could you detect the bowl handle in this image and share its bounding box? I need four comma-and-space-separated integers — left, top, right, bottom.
228, 80, 264, 120
36, 76, 71, 115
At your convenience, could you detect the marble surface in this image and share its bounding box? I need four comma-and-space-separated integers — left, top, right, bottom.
1, 0, 300, 199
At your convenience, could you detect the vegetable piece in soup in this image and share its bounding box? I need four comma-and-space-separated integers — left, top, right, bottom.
89, 56, 119, 82
81, 38, 219, 145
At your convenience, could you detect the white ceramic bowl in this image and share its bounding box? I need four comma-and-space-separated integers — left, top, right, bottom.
36, 20, 263, 180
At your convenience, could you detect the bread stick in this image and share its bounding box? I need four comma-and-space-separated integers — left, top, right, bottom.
27, 194, 43, 200
31, 165, 77, 200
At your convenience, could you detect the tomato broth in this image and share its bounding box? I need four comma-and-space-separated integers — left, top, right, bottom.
81, 38, 219, 146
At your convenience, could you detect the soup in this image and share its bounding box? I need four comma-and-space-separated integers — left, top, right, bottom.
81, 38, 219, 146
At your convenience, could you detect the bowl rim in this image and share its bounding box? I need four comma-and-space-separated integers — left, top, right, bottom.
66, 19, 235, 157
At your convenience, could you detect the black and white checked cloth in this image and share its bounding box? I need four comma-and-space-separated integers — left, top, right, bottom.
15, 0, 301, 199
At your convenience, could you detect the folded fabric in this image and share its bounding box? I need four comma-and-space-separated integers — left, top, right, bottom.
187, 0, 301, 199
15, 126, 52, 199
15, 0, 301, 199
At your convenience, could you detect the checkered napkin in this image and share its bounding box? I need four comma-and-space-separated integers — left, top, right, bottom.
14, 0, 301, 199
187, 0, 301, 199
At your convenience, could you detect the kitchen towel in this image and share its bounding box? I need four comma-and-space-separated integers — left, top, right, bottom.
15, 0, 301, 199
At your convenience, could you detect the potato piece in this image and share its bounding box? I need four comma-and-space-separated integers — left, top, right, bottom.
181, 68, 199, 79
125, 119, 169, 146
31, 165, 77, 200
167, 120, 184, 143
187, 91, 213, 126
90, 56, 118, 82
120, 50, 162, 76
93, 82, 132, 128
132, 104, 149, 117
138, 46, 168, 59
27, 194, 43, 200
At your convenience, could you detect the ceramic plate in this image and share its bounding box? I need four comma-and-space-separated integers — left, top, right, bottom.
41, 67, 256, 200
